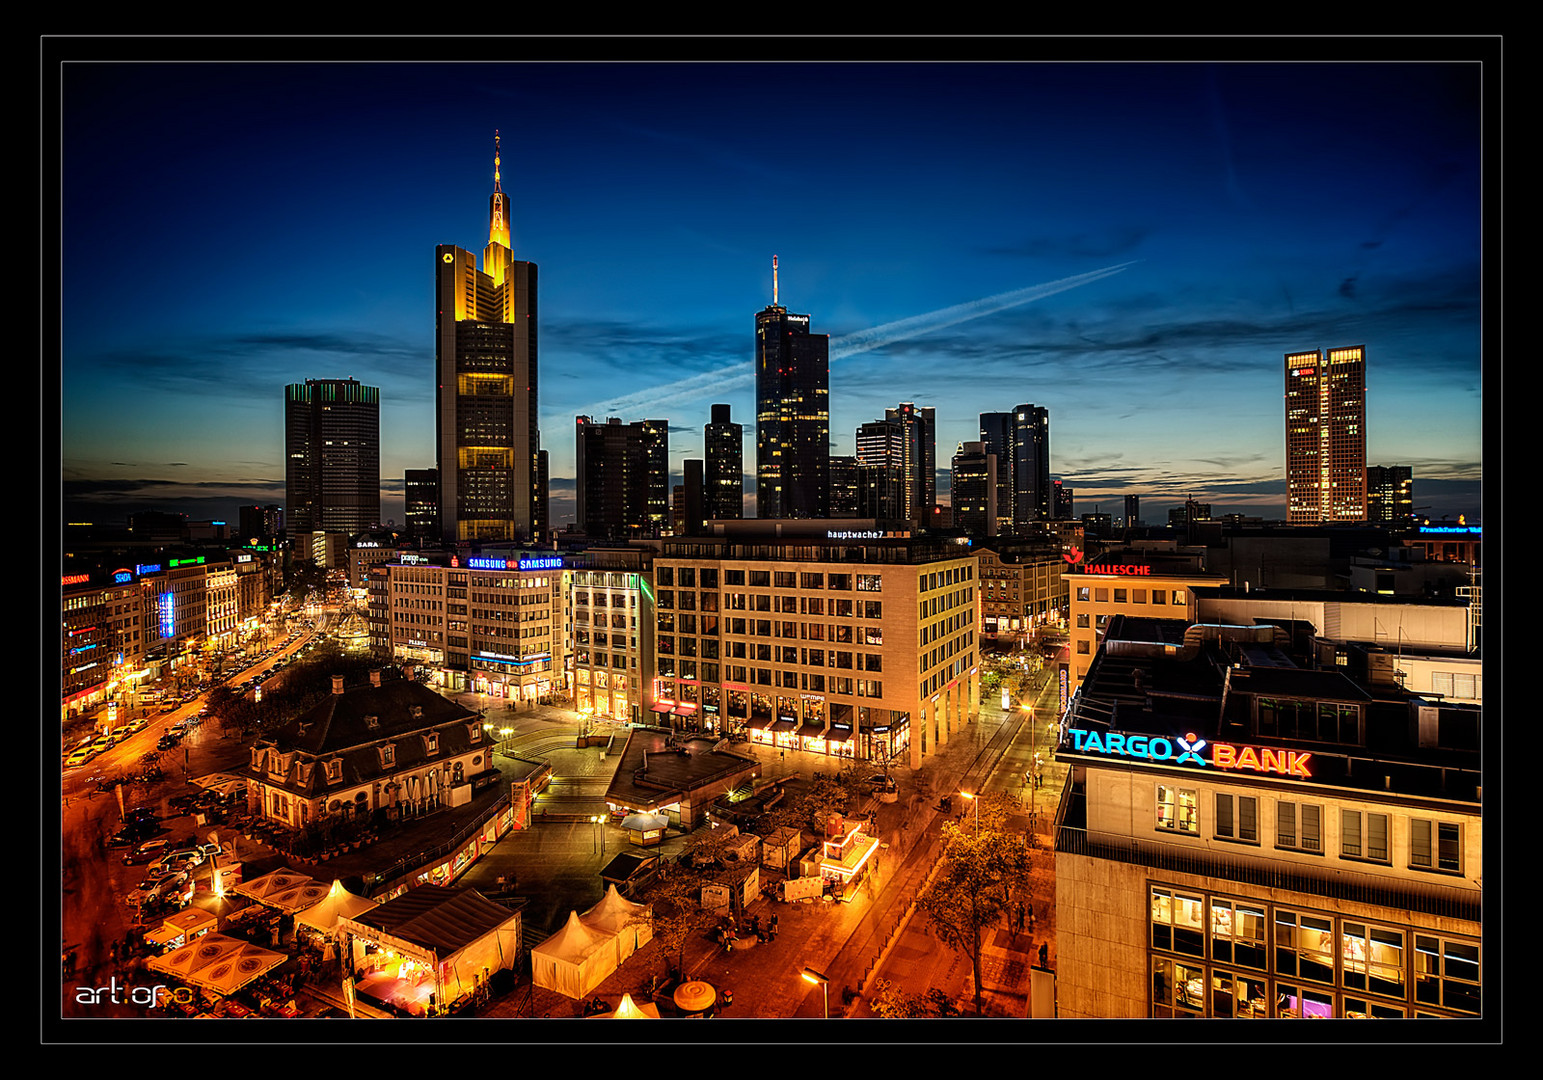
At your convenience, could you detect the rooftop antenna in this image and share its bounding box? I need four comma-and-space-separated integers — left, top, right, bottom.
773, 254, 779, 306
493, 129, 503, 194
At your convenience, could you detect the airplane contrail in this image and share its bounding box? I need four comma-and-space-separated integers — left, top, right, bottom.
590, 261, 1137, 417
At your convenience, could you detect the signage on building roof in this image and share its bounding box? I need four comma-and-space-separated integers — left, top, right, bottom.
1080, 562, 1152, 576
518, 556, 563, 571
1068, 729, 1312, 779
468, 556, 509, 571
62, 573, 90, 586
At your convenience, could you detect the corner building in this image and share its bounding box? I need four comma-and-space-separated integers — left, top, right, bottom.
1053, 617, 1481, 1019
651, 521, 979, 768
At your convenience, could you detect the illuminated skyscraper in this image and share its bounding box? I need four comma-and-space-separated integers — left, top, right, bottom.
884, 402, 936, 524
1366, 464, 1413, 525
284, 378, 380, 536
1285, 346, 1366, 524
756, 256, 829, 519
435, 132, 543, 543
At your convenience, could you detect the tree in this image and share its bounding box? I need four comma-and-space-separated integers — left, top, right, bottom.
629, 856, 720, 984
916, 794, 1033, 1016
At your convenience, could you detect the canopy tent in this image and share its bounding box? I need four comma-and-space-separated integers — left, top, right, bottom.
531, 910, 616, 1000
144, 907, 217, 950
231, 868, 329, 913
339, 885, 520, 1011
145, 933, 288, 995
592, 992, 659, 1019
295, 879, 378, 935
580, 884, 653, 966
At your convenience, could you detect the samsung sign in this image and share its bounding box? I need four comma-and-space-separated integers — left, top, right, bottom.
1069, 729, 1312, 779
518, 556, 563, 571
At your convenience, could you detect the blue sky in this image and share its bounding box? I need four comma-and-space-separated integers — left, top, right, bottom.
56, 53, 1487, 530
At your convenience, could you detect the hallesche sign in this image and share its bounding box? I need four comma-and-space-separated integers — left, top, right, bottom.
1068, 729, 1312, 779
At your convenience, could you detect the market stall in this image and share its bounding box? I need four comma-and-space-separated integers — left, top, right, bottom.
580, 884, 652, 966
531, 910, 615, 1000
338, 885, 520, 1016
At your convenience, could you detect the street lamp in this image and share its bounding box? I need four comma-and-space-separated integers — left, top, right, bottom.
958, 790, 981, 830
590, 814, 608, 857
801, 966, 830, 1019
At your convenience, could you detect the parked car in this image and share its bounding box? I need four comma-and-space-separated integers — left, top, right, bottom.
157, 734, 181, 751
123, 838, 171, 864
127, 869, 191, 907
862, 773, 897, 793
65, 747, 95, 768
149, 849, 204, 875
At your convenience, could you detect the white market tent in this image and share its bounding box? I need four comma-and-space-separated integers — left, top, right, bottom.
338, 885, 520, 1009
295, 879, 378, 935
232, 868, 329, 913
531, 910, 616, 999
146, 932, 289, 995
580, 884, 653, 966
593, 992, 659, 1019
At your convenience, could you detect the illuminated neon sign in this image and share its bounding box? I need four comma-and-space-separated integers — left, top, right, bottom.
1068, 729, 1312, 779
137, 563, 162, 575
114, 571, 133, 584
467, 556, 509, 571
518, 556, 563, 571
62, 573, 90, 586
1081, 562, 1152, 576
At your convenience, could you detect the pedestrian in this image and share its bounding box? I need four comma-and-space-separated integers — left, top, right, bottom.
1039, 942, 1049, 968
1028, 907, 1036, 932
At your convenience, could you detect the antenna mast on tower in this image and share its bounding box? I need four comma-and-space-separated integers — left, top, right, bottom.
773, 254, 779, 306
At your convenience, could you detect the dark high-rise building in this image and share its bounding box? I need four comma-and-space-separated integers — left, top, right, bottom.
855, 419, 909, 520
405, 469, 440, 540
681, 459, 706, 537
238, 504, 283, 541
435, 133, 542, 544
1367, 465, 1414, 525
284, 378, 380, 536
575, 416, 668, 540
885, 402, 936, 524
1285, 346, 1366, 524
1124, 494, 1141, 530
828, 455, 859, 518
704, 403, 743, 521
980, 404, 1051, 533
637, 418, 671, 537
755, 257, 829, 518
950, 441, 996, 537
1054, 480, 1073, 520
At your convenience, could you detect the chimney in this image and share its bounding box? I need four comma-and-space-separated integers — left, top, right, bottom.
370, 669, 383, 688
331, 675, 345, 695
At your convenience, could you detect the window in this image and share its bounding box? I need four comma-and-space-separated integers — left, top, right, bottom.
1340, 810, 1389, 862
1210, 899, 1267, 970
1277, 801, 1322, 852
1151, 956, 1204, 1017
1414, 935, 1480, 1015
1114, 588, 1127, 603
1216, 794, 1258, 843
1410, 819, 1463, 873
1076, 613, 1090, 628
1152, 590, 1166, 605
1342, 923, 1405, 999
1077, 587, 1090, 601
1156, 785, 1198, 834
1275, 910, 1335, 984
1150, 887, 1204, 957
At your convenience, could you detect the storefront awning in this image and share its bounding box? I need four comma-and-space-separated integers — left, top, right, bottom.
745, 715, 773, 731
797, 722, 827, 738
827, 725, 853, 742
650, 702, 675, 713
671, 704, 697, 716
770, 718, 798, 732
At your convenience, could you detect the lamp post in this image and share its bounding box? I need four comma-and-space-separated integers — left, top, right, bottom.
1022, 700, 1036, 815
958, 790, 981, 831
801, 966, 830, 1019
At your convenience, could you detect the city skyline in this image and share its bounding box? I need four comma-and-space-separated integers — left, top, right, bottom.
57, 53, 1487, 532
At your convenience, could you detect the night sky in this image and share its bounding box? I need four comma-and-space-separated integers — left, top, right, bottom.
56, 51, 1487, 531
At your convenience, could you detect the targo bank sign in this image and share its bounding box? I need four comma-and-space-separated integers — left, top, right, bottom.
1067, 729, 1313, 779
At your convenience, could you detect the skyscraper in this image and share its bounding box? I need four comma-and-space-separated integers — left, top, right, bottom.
284, 378, 380, 536
979, 404, 1051, 533
884, 402, 936, 524
1367, 464, 1413, 525
1285, 346, 1367, 524
405, 468, 439, 541
855, 418, 909, 520
755, 256, 829, 519
704, 403, 743, 521
575, 416, 669, 540
950, 441, 996, 537
435, 133, 542, 543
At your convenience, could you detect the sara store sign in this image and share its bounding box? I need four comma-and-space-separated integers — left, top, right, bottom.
1068, 729, 1313, 779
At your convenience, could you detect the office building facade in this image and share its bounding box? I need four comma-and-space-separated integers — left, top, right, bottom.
1286, 346, 1367, 524
755, 284, 830, 519
284, 378, 380, 536
575, 416, 669, 540
1054, 618, 1481, 1019
1366, 465, 1414, 525
435, 134, 542, 544
884, 402, 936, 524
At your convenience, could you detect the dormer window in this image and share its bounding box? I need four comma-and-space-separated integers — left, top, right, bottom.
381, 743, 396, 768
326, 759, 342, 782
469, 725, 482, 743
365, 715, 381, 730
426, 733, 439, 755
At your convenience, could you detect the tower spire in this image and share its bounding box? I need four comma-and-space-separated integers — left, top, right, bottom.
487, 129, 511, 255
773, 254, 779, 306
493, 129, 503, 194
